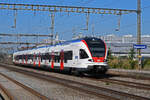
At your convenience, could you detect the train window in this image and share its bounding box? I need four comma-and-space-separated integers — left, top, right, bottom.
80, 49, 89, 59
45, 53, 51, 61
54, 55, 60, 63
15, 56, 19, 60
64, 51, 73, 60
53, 52, 60, 63
84, 38, 105, 57
54, 56, 57, 62
41, 54, 45, 60
31, 55, 34, 61
27, 55, 29, 60
41, 54, 43, 62
68, 51, 73, 60
18, 55, 21, 59
23, 55, 26, 59
30, 55, 33, 60
41, 53, 47, 61
36, 54, 40, 59
20, 55, 22, 59
34, 54, 38, 60
64, 59, 67, 63
28, 55, 31, 60
29, 55, 32, 60
57, 55, 60, 63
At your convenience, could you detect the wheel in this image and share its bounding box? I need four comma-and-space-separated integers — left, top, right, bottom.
74, 70, 84, 77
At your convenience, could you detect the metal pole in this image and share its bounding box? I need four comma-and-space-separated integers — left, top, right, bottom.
137, 0, 141, 70
50, 13, 55, 45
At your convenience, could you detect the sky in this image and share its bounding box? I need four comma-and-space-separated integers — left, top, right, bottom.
0, 0, 150, 41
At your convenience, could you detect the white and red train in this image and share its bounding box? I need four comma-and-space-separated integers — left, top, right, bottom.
13, 37, 109, 75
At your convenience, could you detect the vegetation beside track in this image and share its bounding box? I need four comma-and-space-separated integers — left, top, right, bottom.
108, 48, 150, 70
142, 59, 150, 70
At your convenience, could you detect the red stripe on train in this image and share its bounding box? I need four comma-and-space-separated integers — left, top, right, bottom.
81, 40, 92, 57
51, 52, 54, 69
22, 55, 24, 64
60, 50, 64, 70
38, 53, 41, 67
92, 57, 104, 62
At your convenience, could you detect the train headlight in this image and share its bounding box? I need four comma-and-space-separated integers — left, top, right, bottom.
104, 59, 107, 62
88, 59, 94, 62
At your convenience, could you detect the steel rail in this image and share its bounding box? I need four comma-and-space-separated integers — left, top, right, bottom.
106, 78, 150, 89
107, 71, 150, 80
0, 83, 14, 100
0, 72, 49, 100
96, 78, 150, 90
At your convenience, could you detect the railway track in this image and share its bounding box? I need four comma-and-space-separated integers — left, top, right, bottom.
0, 72, 49, 100
0, 64, 150, 100
101, 78, 150, 90
88, 78, 150, 90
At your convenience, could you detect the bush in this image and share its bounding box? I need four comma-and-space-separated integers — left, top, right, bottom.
142, 59, 150, 70
108, 57, 138, 69
107, 48, 139, 69
108, 57, 118, 68
121, 59, 130, 69
129, 60, 138, 69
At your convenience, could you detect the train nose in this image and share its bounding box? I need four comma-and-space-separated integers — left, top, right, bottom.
92, 57, 105, 62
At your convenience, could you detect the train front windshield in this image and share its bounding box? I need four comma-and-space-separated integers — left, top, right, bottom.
85, 38, 105, 57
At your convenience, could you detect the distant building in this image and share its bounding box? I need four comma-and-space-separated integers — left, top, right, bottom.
100, 34, 122, 43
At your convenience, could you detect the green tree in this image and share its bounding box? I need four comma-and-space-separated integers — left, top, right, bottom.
129, 48, 135, 60
128, 48, 137, 69
107, 47, 114, 60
